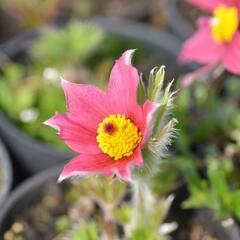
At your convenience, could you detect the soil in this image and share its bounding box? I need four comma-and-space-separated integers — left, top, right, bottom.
173, 209, 230, 240
0, 10, 21, 44
139, 0, 170, 30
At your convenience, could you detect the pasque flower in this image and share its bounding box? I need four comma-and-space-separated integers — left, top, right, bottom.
179, 0, 240, 86
44, 50, 159, 182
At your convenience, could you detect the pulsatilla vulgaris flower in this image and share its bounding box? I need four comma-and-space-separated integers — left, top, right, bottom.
179, 0, 240, 86
44, 50, 160, 182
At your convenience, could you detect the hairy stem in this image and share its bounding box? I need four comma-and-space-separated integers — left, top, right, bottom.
130, 179, 155, 229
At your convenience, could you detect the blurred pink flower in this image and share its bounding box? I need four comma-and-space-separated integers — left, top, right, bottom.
179, 0, 240, 87
44, 50, 157, 182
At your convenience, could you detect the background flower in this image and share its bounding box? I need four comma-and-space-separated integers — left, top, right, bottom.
179, 0, 240, 86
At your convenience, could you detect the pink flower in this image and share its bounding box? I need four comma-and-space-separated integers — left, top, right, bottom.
44, 50, 157, 182
179, 0, 240, 87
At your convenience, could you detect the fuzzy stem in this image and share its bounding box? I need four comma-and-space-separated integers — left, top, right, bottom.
130, 179, 155, 229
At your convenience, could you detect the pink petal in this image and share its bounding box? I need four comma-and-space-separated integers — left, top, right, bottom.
197, 17, 210, 27
141, 100, 159, 144
59, 153, 111, 181
187, 0, 234, 12
61, 78, 112, 130
44, 113, 101, 154
107, 50, 142, 126
59, 147, 144, 182
105, 148, 144, 181
102, 147, 144, 182
223, 0, 240, 9
130, 147, 144, 168
223, 32, 240, 74
115, 167, 132, 181
179, 23, 225, 65
121, 49, 135, 65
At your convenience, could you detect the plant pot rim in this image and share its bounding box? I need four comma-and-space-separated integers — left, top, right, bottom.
165, 0, 194, 40
0, 164, 62, 232
0, 111, 72, 159
0, 138, 12, 208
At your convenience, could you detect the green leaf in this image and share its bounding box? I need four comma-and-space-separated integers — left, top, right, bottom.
55, 215, 71, 233
69, 223, 98, 240
129, 227, 165, 240
112, 204, 132, 224
137, 76, 147, 105
37, 85, 65, 118
3, 63, 25, 85
0, 80, 13, 112
15, 87, 36, 113
229, 191, 240, 220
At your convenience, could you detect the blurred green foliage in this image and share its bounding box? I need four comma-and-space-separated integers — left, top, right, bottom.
0, 22, 105, 149
32, 21, 105, 65
0, 20, 146, 149
68, 223, 98, 240
175, 79, 239, 156
55, 215, 71, 233
173, 77, 240, 220
129, 227, 165, 240
180, 157, 240, 220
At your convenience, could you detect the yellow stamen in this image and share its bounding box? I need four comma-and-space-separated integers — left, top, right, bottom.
211, 5, 238, 44
97, 114, 142, 160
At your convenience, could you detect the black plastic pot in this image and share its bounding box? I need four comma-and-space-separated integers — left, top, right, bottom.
0, 16, 190, 174
165, 0, 194, 40
0, 138, 13, 208
0, 165, 61, 234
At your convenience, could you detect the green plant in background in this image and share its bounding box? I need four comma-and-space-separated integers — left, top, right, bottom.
32, 21, 105, 66
173, 76, 240, 221
68, 223, 98, 240
56, 221, 99, 240
0, 21, 106, 149
174, 79, 239, 157
179, 157, 240, 221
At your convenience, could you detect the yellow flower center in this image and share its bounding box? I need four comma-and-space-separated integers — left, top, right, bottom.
96, 114, 142, 160
211, 5, 239, 44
